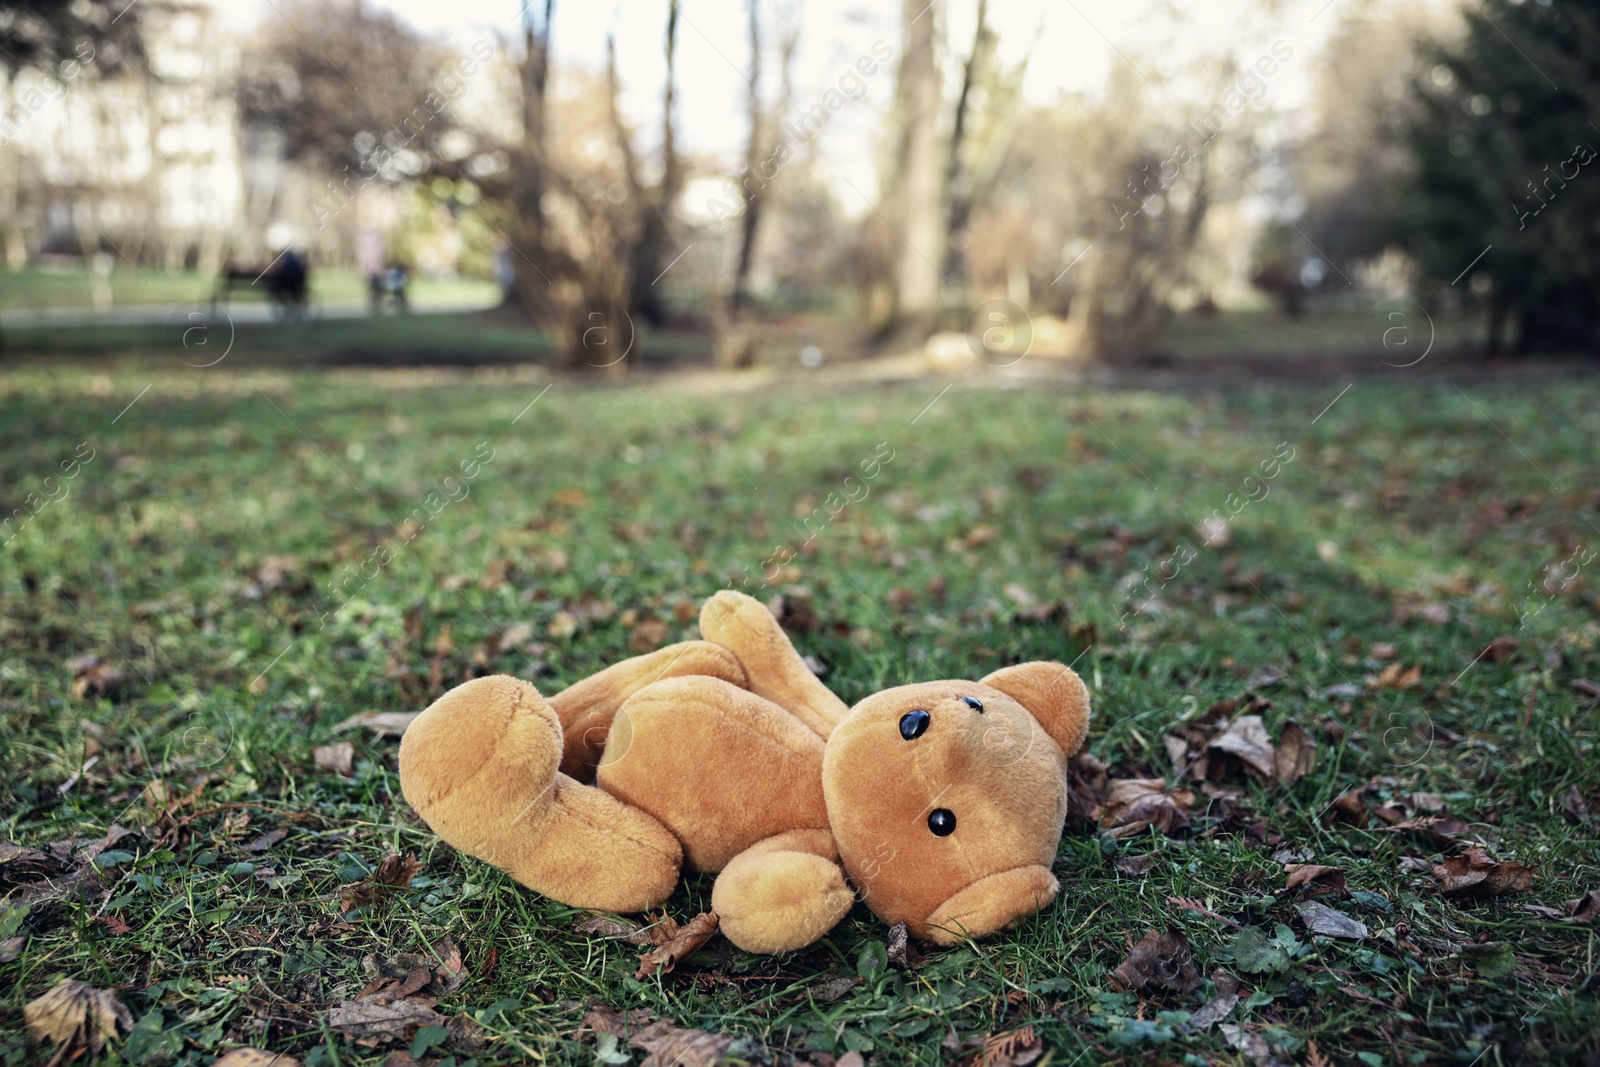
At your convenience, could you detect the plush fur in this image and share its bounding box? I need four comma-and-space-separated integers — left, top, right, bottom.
399, 590, 1090, 953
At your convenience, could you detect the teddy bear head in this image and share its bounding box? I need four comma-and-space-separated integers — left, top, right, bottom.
821, 662, 1090, 945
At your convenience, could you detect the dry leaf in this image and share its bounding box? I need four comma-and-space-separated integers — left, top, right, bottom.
1573, 679, 1600, 698
582, 1004, 655, 1035
1168, 896, 1240, 928
24, 980, 133, 1067
314, 742, 355, 775
1100, 777, 1192, 838
242, 828, 287, 853
1208, 716, 1277, 781
635, 912, 718, 979
342, 854, 422, 912
1274, 720, 1316, 787
975, 1025, 1044, 1067
1432, 847, 1533, 897
573, 914, 656, 944
1112, 928, 1201, 993
811, 975, 858, 1003
325, 997, 444, 1039
629, 1019, 733, 1067
1188, 992, 1238, 1030
1369, 663, 1423, 690
1285, 864, 1346, 892
628, 618, 672, 653
1297, 900, 1368, 939
1114, 852, 1158, 877
333, 711, 420, 737
1478, 635, 1519, 664
1527, 889, 1600, 924
212, 1050, 303, 1067
885, 920, 926, 969
1564, 786, 1591, 824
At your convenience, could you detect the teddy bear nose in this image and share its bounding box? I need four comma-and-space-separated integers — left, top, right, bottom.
899, 710, 930, 739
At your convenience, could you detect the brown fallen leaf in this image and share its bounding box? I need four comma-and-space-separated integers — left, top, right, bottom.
325, 996, 444, 1040
1379, 815, 1473, 846
242, 828, 287, 853
333, 711, 420, 738
314, 742, 355, 775
1285, 864, 1347, 892
1207, 716, 1277, 782
885, 920, 927, 970
1573, 678, 1600, 698
628, 618, 672, 653
342, 853, 422, 912
1527, 889, 1600, 924
1168, 896, 1241, 929
811, 974, 858, 1003
972, 1024, 1044, 1067
1112, 928, 1201, 994
24, 980, 133, 1067
1114, 852, 1158, 877
1564, 786, 1591, 824
1369, 663, 1423, 690
1478, 635, 1519, 664
583, 1003, 656, 1035
212, 1049, 303, 1067
573, 914, 656, 945
357, 938, 468, 1000
1100, 778, 1192, 838
1274, 720, 1316, 787
1188, 991, 1238, 1030
1432, 847, 1534, 897
635, 912, 719, 979
629, 1019, 732, 1067
1327, 788, 1369, 826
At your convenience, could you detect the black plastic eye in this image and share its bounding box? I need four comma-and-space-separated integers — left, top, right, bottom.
928, 808, 957, 836
960, 696, 984, 713
899, 710, 930, 740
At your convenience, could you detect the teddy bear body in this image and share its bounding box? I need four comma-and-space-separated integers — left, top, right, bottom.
399, 591, 1090, 953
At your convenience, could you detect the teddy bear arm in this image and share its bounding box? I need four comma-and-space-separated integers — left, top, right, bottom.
711, 829, 855, 954
919, 864, 1059, 946
699, 591, 848, 738
548, 639, 747, 781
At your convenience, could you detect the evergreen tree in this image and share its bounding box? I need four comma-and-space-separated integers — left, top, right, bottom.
1403, 0, 1600, 352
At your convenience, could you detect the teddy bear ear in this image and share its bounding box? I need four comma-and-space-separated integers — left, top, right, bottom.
979, 662, 1091, 760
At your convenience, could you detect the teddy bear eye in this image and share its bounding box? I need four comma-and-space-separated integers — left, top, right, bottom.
899, 710, 930, 740
928, 808, 957, 836
960, 696, 983, 713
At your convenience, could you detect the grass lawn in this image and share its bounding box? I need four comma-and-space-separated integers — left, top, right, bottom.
1, 361, 1598, 1066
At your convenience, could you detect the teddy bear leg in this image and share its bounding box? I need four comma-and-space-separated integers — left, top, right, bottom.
699, 591, 850, 739
711, 829, 855, 954
399, 674, 683, 913
548, 640, 747, 782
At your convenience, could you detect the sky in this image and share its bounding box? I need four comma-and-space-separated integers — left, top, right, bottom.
226, 0, 1389, 206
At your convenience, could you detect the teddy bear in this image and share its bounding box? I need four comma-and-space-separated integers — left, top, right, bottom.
398, 590, 1090, 954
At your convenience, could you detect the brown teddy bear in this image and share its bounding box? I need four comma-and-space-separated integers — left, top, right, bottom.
399, 590, 1090, 954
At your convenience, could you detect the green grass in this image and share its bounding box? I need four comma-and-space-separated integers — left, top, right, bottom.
2, 360, 1598, 1065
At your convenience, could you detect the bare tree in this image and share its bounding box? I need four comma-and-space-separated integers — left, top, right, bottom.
507, 0, 557, 319
888, 0, 947, 339
629, 0, 683, 327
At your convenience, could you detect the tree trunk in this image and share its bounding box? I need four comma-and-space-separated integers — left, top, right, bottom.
943, 0, 988, 285
630, 0, 682, 327
890, 0, 947, 340
508, 0, 555, 319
